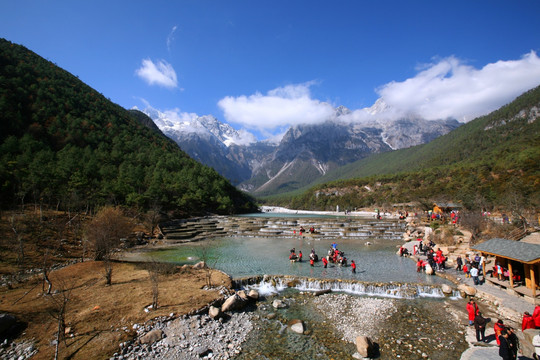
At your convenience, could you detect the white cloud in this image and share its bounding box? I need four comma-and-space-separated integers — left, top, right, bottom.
217, 82, 335, 131
167, 25, 177, 52
135, 58, 178, 89
376, 51, 540, 122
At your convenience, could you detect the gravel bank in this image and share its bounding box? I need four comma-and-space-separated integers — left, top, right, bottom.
312, 293, 397, 342
113, 312, 253, 360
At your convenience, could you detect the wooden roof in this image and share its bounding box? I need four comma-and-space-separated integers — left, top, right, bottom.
472, 238, 540, 264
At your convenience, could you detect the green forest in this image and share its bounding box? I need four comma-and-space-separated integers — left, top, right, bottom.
0, 39, 257, 216
265, 85, 540, 212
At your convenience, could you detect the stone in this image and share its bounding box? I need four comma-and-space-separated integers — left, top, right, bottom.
267, 312, 277, 320
139, 329, 163, 345
208, 306, 222, 320
192, 261, 206, 269
314, 289, 332, 296
221, 294, 246, 312
441, 284, 453, 294
355, 335, 375, 358
457, 284, 477, 296
288, 319, 305, 334
247, 289, 259, 300
236, 290, 249, 301
287, 280, 300, 288
272, 299, 287, 309
196, 346, 211, 357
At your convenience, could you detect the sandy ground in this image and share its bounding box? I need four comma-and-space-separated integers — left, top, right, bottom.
0, 261, 231, 360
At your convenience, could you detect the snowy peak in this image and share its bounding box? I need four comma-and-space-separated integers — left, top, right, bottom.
367, 98, 390, 115
140, 108, 256, 147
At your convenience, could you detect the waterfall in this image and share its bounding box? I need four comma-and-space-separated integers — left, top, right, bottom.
233, 275, 458, 300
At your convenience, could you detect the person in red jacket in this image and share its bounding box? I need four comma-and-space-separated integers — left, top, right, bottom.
466, 299, 479, 326
522, 311, 536, 331
533, 305, 540, 328
494, 319, 505, 346
351, 260, 356, 273
322, 256, 328, 268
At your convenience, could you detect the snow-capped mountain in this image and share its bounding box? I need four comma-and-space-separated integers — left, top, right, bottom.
137, 103, 460, 193
144, 108, 257, 147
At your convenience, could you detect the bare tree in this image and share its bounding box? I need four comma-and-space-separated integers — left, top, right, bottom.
10, 215, 26, 271
460, 210, 486, 245
46, 276, 73, 360
42, 250, 53, 295
145, 201, 162, 240
84, 206, 133, 285
197, 243, 220, 288
144, 260, 174, 310
502, 188, 532, 230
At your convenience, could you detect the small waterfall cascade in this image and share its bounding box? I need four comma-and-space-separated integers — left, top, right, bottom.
233, 275, 460, 300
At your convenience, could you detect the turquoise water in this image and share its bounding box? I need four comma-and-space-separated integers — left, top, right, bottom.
144, 235, 448, 285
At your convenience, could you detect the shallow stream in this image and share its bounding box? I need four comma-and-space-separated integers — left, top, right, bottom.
143, 235, 449, 285
140, 215, 469, 359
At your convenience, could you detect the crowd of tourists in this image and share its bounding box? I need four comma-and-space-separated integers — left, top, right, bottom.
466, 298, 522, 359
288, 240, 356, 274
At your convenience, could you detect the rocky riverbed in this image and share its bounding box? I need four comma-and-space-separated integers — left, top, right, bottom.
115, 287, 470, 360
112, 311, 253, 360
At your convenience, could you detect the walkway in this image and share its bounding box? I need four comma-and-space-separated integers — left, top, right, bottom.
400, 240, 538, 359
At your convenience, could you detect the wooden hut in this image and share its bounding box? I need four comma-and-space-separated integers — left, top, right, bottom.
433, 202, 462, 214
472, 238, 540, 303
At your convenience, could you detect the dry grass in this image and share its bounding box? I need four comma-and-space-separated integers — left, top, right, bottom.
0, 261, 231, 360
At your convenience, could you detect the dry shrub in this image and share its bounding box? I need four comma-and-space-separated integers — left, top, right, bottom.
433, 226, 458, 246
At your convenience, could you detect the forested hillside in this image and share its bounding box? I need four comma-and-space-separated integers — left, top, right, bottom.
0, 39, 257, 215
266, 85, 540, 211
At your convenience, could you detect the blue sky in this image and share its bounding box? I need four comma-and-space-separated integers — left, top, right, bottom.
2, 1, 540, 139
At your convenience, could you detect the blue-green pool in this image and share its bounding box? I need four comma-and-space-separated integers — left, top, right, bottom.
143, 235, 448, 285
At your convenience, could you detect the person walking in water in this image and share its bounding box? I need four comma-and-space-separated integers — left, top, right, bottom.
351, 260, 356, 273
322, 256, 328, 268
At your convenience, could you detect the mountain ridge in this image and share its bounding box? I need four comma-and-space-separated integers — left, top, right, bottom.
0, 38, 257, 215
269, 85, 540, 210
142, 105, 460, 195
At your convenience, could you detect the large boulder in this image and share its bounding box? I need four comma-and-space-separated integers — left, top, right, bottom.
221, 294, 246, 312
441, 284, 453, 295
139, 329, 163, 345
425, 263, 434, 275
288, 319, 305, 334
458, 284, 477, 296
247, 289, 259, 300
355, 335, 375, 358
208, 305, 222, 319
236, 290, 250, 301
